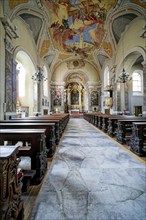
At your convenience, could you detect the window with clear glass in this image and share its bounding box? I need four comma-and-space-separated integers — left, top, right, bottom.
43, 66, 48, 97
132, 71, 143, 95
104, 66, 110, 87
17, 62, 26, 97
104, 66, 110, 97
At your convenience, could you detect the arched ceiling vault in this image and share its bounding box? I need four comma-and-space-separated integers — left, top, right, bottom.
51, 58, 100, 83
5, 0, 146, 80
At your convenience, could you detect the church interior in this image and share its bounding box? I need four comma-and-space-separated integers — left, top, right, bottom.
0, 0, 146, 219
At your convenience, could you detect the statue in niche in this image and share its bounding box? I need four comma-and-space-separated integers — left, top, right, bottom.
71, 90, 79, 105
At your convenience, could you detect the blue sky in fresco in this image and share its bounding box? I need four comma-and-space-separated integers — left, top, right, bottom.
71, 0, 80, 5
66, 17, 96, 44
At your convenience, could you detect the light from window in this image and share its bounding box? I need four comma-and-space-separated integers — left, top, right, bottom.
132, 72, 142, 93
17, 63, 26, 97
43, 66, 48, 97
104, 66, 110, 87
104, 66, 110, 97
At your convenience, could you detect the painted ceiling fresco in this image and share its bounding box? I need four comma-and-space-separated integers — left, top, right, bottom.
41, 0, 118, 56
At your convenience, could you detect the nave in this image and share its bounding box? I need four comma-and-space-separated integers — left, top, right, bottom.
28, 118, 146, 220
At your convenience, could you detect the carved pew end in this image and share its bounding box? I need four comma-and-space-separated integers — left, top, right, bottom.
22, 170, 36, 192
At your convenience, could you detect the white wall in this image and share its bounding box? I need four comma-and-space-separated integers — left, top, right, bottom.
0, 21, 5, 119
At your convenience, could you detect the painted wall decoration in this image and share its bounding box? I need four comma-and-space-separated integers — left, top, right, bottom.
66, 72, 85, 84
67, 59, 85, 69
8, 0, 29, 9
53, 89, 62, 106
41, 0, 117, 57
5, 50, 16, 112
103, 41, 113, 57
40, 40, 51, 58
131, 0, 146, 9
91, 91, 98, 106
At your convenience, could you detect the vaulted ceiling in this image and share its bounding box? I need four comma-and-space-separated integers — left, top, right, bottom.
41, 0, 117, 55
6, 0, 146, 71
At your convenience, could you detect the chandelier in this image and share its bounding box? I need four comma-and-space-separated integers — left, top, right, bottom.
32, 66, 47, 81
117, 68, 130, 83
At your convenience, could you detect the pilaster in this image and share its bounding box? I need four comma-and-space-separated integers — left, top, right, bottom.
2, 17, 19, 112
142, 62, 146, 111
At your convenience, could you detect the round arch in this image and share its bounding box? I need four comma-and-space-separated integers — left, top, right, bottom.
51, 59, 100, 83
14, 50, 37, 116
116, 47, 145, 77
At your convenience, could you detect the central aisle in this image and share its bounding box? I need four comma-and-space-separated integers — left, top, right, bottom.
30, 118, 146, 220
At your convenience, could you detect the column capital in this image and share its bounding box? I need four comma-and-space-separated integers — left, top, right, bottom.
141, 61, 146, 67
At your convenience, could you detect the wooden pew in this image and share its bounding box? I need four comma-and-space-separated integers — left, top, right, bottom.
27, 113, 69, 134
0, 129, 48, 183
36, 113, 69, 133
107, 115, 135, 137
97, 114, 111, 130
116, 118, 146, 144
10, 113, 70, 140
0, 119, 61, 145
129, 122, 146, 156
83, 112, 102, 125
0, 145, 24, 219
100, 114, 113, 132
83, 113, 92, 122
0, 122, 56, 157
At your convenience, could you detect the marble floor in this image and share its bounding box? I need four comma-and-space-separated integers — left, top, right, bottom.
29, 118, 146, 220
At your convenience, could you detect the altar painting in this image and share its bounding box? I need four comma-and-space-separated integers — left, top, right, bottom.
71, 90, 79, 105
91, 91, 98, 106
53, 89, 61, 106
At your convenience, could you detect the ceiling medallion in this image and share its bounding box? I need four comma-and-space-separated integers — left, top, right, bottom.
67, 59, 85, 69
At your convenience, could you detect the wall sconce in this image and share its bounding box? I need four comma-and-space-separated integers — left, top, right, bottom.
32, 66, 47, 81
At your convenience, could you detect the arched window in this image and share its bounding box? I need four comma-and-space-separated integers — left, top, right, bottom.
104, 66, 110, 88
104, 66, 110, 97
16, 62, 26, 97
43, 66, 48, 97
132, 70, 143, 95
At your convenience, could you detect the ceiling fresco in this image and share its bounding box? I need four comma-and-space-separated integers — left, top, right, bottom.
8, 0, 29, 9
6, 0, 146, 68
41, 0, 118, 56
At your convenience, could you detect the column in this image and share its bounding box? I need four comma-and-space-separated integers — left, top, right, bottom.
88, 88, 92, 112
3, 18, 19, 112
117, 83, 121, 111
0, 20, 5, 119
120, 83, 125, 111
37, 81, 42, 113
50, 87, 54, 112
61, 87, 64, 112
124, 81, 129, 111
67, 89, 71, 111
79, 88, 82, 112
143, 62, 146, 111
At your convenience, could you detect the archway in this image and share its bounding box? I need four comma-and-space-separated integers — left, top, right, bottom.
116, 50, 144, 114
15, 50, 36, 116
64, 72, 88, 113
